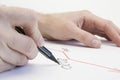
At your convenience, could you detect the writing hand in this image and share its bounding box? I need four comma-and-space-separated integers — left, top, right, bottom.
0, 6, 43, 72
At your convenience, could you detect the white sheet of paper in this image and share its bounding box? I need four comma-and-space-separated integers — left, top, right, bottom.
0, 0, 120, 80
0, 40, 120, 80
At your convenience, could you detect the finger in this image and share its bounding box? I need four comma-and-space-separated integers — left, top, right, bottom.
7, 31, 39, 59
2, 7, 44, 47
0, 58, 15, 72
82, 11, 120, 46
0, 46, 28, 66
23, 23, 44, 47
104, 21, 120, 46
71, 25, 101, 48
109, 22, 120, 35
96, 32, 111, 41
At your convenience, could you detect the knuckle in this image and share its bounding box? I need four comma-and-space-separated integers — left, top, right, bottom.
104, 20, 113, 30
24, 38, 34, 53
8, 35, 16, 47
16, 56, 28, 66
24, 38, 38, 59
9, 36, 38, 59
80, 10, 92, 14
0, 40, 6, 49
106, 20, 113, 25
0, 58, 15, 72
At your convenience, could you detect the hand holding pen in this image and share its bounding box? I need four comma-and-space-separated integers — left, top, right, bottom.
0, 7, 58, 72
15, 26, 59, 64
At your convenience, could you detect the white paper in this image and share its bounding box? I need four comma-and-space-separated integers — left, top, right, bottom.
0, 40, 120, 80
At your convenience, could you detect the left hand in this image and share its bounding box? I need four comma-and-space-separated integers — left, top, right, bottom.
38, 10, 120, 48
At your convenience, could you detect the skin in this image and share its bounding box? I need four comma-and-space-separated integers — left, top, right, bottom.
0, 6, 44, 72
0, 6, 120, 72
38, 11, 120, 48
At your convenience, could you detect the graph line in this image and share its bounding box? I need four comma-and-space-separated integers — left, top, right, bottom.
49, 48, 120, 73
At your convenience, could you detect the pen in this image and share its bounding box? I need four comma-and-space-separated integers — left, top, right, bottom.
15, 26, 59, 64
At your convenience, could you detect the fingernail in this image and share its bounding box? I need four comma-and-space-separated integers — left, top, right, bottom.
37, 38, 44, 47
92, 39, 101, 48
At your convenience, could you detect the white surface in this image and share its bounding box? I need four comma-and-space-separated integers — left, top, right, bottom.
0, 41, 120, 80
0, 0, 120, 80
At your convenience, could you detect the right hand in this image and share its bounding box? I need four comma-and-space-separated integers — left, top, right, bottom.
38, 10, 120, 48
0, 6, 44, 72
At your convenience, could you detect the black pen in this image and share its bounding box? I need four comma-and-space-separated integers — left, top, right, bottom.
15, 26, 59, 64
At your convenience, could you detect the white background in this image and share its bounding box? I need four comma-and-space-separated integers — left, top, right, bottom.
1, 0, 120, 27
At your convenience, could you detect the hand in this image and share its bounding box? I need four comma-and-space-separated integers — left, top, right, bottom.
38, 10, 120, 48
0, 6, 44, 72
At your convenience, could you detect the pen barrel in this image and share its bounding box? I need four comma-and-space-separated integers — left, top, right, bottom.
38, 46, 52, 58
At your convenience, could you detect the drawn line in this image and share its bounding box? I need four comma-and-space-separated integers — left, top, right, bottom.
49, 48, 120, 73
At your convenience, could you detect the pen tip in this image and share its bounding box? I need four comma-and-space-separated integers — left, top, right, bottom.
55, 60, 60, 65
38, 46, 60, 65
52, 58, 59, 65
